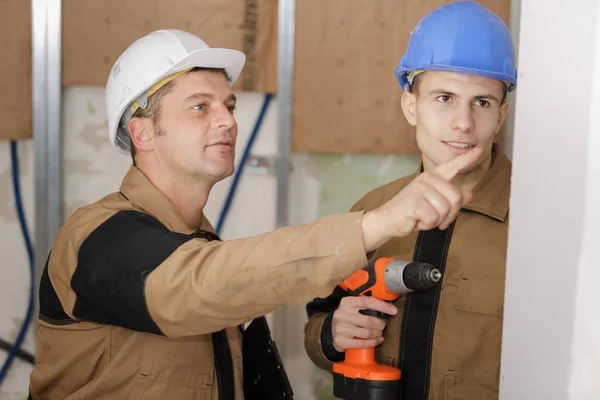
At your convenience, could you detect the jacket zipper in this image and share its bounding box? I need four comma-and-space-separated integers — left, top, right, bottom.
212, 330, 235, 400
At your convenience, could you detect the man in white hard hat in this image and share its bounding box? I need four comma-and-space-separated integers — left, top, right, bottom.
28, 29, 482, 399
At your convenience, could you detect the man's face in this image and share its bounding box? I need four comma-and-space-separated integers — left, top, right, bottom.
401, 71, 508, 173
151, 70, 238, 183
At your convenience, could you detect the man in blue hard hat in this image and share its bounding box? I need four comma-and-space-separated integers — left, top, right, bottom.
304, 1, 516, 398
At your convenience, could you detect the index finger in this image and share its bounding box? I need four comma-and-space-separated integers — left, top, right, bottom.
434, 146, 483, 181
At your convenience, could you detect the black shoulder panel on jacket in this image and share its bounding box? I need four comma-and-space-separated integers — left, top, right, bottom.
71, 210, 194, 335
39, 252, 76, 325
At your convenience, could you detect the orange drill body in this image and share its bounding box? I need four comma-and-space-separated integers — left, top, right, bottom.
333, 257, 441, 400
339, 257, 399, 301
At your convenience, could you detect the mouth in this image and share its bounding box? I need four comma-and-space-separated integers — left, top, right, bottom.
443, 141, 476, 154
207, 141, 233, 149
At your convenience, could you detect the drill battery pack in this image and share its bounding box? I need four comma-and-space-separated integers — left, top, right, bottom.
333, 372, 400, 400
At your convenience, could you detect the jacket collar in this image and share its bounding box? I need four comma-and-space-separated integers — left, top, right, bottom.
465, 145, 511, 222
119, 166, 216, 235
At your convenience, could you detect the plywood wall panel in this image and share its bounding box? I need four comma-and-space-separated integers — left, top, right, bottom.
292, 0, 511, 154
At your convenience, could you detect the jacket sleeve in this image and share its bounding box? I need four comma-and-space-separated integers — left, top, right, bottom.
303, 193, 383, 371
49, 208, 369, 337
303, 286, 349, 371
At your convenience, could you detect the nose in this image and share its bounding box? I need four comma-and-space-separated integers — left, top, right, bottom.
451, 103, 475, 133
212, 105, 236, 130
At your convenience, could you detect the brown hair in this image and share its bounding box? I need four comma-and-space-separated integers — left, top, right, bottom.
128, 67, 231, 164
408, 72, 508, 103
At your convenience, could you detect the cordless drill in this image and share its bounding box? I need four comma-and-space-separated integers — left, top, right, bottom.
332, 257, 442, 400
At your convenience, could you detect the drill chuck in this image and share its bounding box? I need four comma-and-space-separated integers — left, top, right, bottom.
384, 260, 441, 294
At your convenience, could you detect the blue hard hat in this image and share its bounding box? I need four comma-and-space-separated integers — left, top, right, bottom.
395, 1, 517, 92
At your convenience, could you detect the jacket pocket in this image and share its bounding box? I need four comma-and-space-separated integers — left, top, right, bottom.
127, 333, 215, 398
452, 274, 504, 380
128, 374, 212, 400
443, 372, 499, 400
455, 273, 504, 317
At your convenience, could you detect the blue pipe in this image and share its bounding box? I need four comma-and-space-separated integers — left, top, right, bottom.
0, 141, 35, 386
216, 94, 273, 234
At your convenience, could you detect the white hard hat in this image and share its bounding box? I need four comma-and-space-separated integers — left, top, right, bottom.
105, 29, 246, 154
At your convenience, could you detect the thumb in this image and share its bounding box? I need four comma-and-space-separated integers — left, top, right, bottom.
461, 190, 473, 207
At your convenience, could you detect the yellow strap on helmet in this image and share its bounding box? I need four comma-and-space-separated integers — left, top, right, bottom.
129, 69, 190, 114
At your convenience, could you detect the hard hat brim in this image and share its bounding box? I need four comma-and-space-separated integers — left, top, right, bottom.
161, 47, 246, 86
395, 64, 517, 93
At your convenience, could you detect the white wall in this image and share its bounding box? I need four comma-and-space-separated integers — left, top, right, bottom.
500, 0, 600, 399
570, 29, 600, 396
